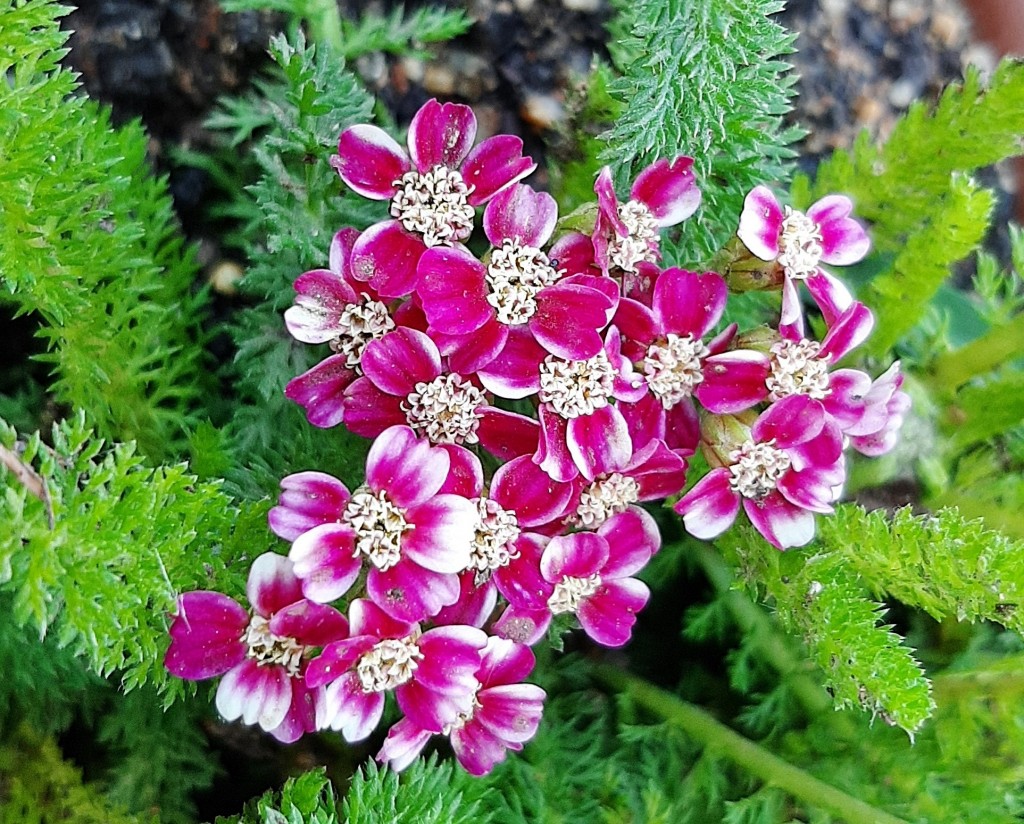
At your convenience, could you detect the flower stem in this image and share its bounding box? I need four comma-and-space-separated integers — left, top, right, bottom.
593, 664, 911, 824
305, 0, 345, 55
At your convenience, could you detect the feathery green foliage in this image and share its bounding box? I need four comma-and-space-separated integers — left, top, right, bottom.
212, 769, 337, 824
799, 59, 1024, 355
603, 0, 802, 264
0, 412, 262, 696
0, 0, 210, 461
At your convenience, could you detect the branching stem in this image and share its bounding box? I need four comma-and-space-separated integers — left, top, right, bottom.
594, 664, 911, 824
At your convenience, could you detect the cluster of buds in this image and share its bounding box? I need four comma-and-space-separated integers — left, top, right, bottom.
165, 99, 908, 774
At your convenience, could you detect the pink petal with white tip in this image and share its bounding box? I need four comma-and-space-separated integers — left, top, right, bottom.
351, 220, 426, 298
398, 678, 477, 733
451, 718, 513, 776
477, 636, 536, 687
289, 523, 362, 603
531, 283, 614, 361
631, 156, 701, 226
415, 625, 488, 694
322, 673, 386, 741
437, 444, 484, 497
269, 471, 350, 542
360, 327, 441, 396
285, 355, 356, 429
576, 577, 649, 647
475, 682, 545, 742
674, 468, 741, 540
808, 195, 871, 265
334, 125, 410, 199
269, 600, 349, 648
743, 493, 816, 550
477, 326, 545, 399
626, 438, 688, 500
462, 135, 536, 205
328, 227, 360, 277
819, 302, 874, 363
418, 246, 492, 334
366, 425, 450, 507
408, 99, 477, 172
216, 658, 292, 731
823, 369, 871, 428
567, 405, 632, 481
738, 185, 784, 261
484, 183, 557, 248
378, 717, 433, 771
247, 552, 303, 617
535, 407, 580, 483
404, 494, 478, 573
598, 508, 660, 578
594, 166, 627, 234
285, 269, 359, 343
653, 268, 727, 339
806, 269, 853, 325
494, 533, 552, 609
269, 678, 318, 743
541, 531, 608, 582
777, 467, 838, 514
493, 602, 551, 646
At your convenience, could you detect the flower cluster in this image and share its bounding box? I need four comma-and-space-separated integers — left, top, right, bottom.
165, 99, 907, 775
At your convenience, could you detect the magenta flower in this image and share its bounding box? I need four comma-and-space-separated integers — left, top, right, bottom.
499, 508, 659, 647
614, 267, 729, 454
737, 185, 870, 331
377, 636, 546, 775
674, 394, 846, 549
287, 425, 478, 622
845, 362, 911, 456
282, 228, 397, 428
305, 598, 487, 742
698, 300, 876, 421
330, 99, 536, 298
593, 158, 701, 275
418, 183, 617, 371
164, 553, 349, 743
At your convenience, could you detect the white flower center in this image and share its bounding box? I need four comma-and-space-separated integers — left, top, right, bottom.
390, 165, 475, 247
576, 472, 640, 528
643, 334, 710, 409
766, 339, 831, 401
329, 295, 395, 369
402, 373, 486, 445
728, 440, 792, 499
608, 199, 659, 272
548, 573, 602, 615
777, 206, 823, 280
485, 239, 562, 325
242, 614, 304, 677
467, 498, 521, 583
356, 636, 423, 693
343, 487, 410, 571
538, 351, 616, 419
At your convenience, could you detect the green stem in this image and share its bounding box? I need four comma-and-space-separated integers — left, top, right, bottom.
305, 0, 345, 54
929, 311, 1024, 391
594, 664, 911, 824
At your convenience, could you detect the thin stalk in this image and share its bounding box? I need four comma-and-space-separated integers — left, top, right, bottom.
305, 0, 345, 54
594, 664, 911, 824
929, 311, 1024, 391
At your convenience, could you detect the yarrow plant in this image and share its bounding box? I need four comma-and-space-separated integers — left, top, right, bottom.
165, 98, 908, 775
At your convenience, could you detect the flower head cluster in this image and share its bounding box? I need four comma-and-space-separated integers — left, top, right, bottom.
166, 98, 907, 775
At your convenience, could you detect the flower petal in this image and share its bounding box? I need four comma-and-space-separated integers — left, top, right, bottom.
216, 659, 292, 731
268, 471, 350, 542
477, 407, 540, 462
322, 673, 386, 741
285, 269, 359, 343
333, 125, 410, 199
247, 552, 303, 617
752, 395, 824, 449
598, 508, 660, 578
408, 99, 477, 172
366, 425, 450, 507
484, 183, 558, 248
404, 494, 478, 573
674, 468, 741, 540
531, 283, 614, 361
653, 268, 727, 339
351, 220, 426, 298
340, 376, 406, 438
165, 592, 248, 680
477, 636, 536, 687
819, 301, 874, 363
269, 601, 349, 648
285, 355, 357, 429
378, 717, 433, 772
631, 156, 701, 226
462, 135, 536, 205
697, 351, 771, 414
737, 185, 784, 261
576, 577, 649, 647
491, 454, 573, 527
477, 326, 545, 399
361, 327, 441, 396
367, 561, 461, 623
451, 718, 513, 776
567, 405, 632, 481
289, 523, 362, 603
475, 683, 545, 743
808, 195, 870, 265
540, 532, 609, 582
534, 406, 579, 483
743, 493, 816, 549
418, 246, 492, 334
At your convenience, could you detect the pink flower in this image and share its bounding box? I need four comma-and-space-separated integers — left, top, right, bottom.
737, 185, 870, 332
593, 159, 701, 276
331, 99, 536, 298
418, 184, 617, 371
305, 599, 487, 742
614, 267, 729, 455
283, 228, 397, 428
164, 553, 349, 743
498, 508, 659, 647
287, 425, 478, 622
845, 361, 911, 456
377, 636, 546, 775
698, 301, 876, 424
674, 395, 845, 549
